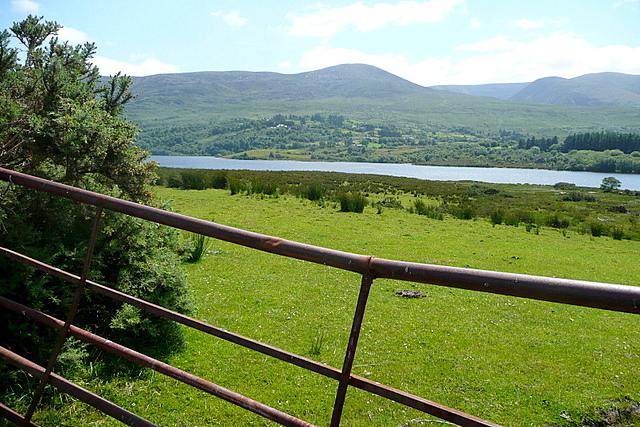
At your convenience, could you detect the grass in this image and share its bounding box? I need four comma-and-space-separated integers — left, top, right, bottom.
16, 183, 640, 427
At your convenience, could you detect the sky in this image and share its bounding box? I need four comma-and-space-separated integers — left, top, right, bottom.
1, 0, 639, 86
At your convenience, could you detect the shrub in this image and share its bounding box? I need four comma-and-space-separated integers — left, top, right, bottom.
490, 210, 504, 226
546, 215, 570, 229
301, 184, 326, 201
186, 233, 210, 262
504, 216, 520, 227
562, 192, 597, 202
451, 204, 476, 220
554, 182, 577, 190
211, 172, 228, 189
181, 170, 209, 190
590, 222, 606, 237
338, 192, 367, 213
376, 197, 403, 209
611, 227, 624, 240
413, 199, 444, 220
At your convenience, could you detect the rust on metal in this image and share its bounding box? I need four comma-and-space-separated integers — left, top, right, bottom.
23, 207, 103, 425
0, 345, 158, 427
331, 273, 374, 427
0, 403, 40, 427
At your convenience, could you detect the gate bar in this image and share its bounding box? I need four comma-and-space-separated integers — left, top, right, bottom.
23, 207, 103, 425
0, 346, 158, 427
331, 273, 374, 427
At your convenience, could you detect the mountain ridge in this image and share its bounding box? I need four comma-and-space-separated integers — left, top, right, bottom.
124, 64, 640, 137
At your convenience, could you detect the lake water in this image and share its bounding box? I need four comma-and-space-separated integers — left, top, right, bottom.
150, 156, 640, 191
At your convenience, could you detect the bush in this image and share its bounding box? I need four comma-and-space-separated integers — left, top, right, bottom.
562, 192, 597, 202
181, 170, 209, 190
546, 215, 570, 229
611, 227, 624, 240
413, 199, 443, 220
451, 204, 476, 220
590, 222, 606, 237
338, 192, 367, 213
554, 182, 577, 190
300, 184, 326, 201
376, 197, 403, 209
490, 210, 504, 226
504, 216, 520, 227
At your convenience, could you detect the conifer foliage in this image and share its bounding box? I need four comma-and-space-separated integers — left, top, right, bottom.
0, 16, 191, 393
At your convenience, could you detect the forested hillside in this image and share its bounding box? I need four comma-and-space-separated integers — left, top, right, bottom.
123, 64, 640, 173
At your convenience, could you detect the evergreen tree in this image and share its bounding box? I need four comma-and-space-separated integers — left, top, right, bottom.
0, 16, 191, 392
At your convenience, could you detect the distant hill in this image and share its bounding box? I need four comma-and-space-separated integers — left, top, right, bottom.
508, 72, 640, 107
130, 63, 428, 105
430, 82, 529, 100
124, 64, 640, 137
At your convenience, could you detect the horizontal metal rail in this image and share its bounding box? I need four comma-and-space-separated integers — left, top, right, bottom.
0, 166, 639, 427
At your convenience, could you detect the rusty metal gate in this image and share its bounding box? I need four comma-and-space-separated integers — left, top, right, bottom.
0, 167, 638, 427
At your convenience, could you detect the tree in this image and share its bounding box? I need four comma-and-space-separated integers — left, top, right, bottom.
600, 176, 622, 192
0, 16, 191, 392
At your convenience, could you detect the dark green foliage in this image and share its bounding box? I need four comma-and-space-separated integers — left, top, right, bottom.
554, 182, 577, 190
546, 215, 570, 229
601, 177, 622, 192
413, 199, 444, 220
562, 131, 640, 154
299, 183, 326, 201
590, 222, 607, 237
376, 197, 403, 209
0, 16, 191, 395
562, 192, 597, 202
186, 233, 209, 262
450, 204, 476, 220
504, 216, 520, 227
611, 227, 624, 240
338, 192, 367, 213
490, 210, 504, 226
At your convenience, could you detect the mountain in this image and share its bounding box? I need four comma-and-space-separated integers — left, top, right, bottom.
508, 72, 640, 107
124, 64, 640, 137
130, 63, 428, 105
430, 82, 529, 100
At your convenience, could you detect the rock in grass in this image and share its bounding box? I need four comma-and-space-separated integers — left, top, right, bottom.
395, 290, 427, 298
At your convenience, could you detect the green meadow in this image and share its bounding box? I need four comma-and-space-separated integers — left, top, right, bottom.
23, 175, 640, 427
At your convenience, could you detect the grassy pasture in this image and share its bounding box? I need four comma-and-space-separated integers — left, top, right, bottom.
21, 179, 640, 427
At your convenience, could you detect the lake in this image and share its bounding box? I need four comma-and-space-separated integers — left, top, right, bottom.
150, 156, 640, 191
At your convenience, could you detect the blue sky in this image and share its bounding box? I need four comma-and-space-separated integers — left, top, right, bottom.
1, 0, 639, 85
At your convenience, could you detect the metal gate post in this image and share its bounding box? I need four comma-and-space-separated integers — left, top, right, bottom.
330, 273, 374, 427
23, 207, 103, 425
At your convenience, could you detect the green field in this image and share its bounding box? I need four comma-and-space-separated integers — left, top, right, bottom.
21, 178, 640, 427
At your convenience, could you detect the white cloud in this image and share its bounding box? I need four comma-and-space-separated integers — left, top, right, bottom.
92, 56, 180, 77
288, 0, 464, 37
300, 46, 406, 70
211, 10, 247, 27
298, 32, 640, 85
511, 18, 569, 30
614, 0, 639, 7
457, 35, 518, 52
11, 0, 40, 13
469, 18, 482, 29
56, 27, 91, 44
